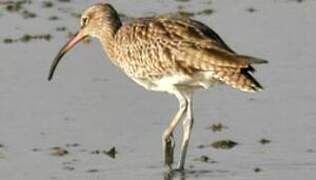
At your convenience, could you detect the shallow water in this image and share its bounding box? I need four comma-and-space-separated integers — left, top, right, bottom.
0, 0, 316, 179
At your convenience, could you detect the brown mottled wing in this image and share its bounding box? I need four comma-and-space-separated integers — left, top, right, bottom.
154, 15, 267, 92
116, 15, 266, 91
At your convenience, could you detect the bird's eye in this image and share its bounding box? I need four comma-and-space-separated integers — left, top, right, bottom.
81, 17, 89, 28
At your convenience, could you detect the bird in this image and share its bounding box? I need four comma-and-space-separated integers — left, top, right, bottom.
48, 3, 267, 170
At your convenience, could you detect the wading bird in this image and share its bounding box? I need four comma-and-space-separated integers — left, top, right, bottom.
48, 3, 267, 170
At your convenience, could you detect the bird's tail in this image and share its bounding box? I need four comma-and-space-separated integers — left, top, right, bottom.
214, 55, 267, 93
239, 55, 268, 65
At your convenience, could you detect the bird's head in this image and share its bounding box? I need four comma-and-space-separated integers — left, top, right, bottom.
48, 3, 121, 81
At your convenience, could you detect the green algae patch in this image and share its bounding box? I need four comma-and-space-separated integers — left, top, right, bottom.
50, 146, 69, 157
20, 33, 52, 42
87, 169, 100, 173
42, 1, 54, 8
192, 155, 217, 163
103, 147, 117, 159
197, 9, 214, 15
3, 33, 53, 44
4, 0, 36, 19
211, 140, 238, 149
91, 146, 117, 159
175, 0, 191, 2
207, 123, 228, 132
254, 167, 262, 173
48, 15, 59, 21
56, 26, 67, 32
177, 11, 195, 17
246, 7, 257, 13
259, 138, 271, 145
57, 0, 71, 3
3, 38, 16, 44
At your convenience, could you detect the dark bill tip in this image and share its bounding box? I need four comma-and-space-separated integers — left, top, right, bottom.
48, 49, 67, 81
48, 31, 85, 81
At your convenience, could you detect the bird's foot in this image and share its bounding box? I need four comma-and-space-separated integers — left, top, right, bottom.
164, 167, 186, 180
174, 164, 185, 172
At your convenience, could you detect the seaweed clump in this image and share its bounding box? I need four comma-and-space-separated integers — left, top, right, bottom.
211, 140, 238, 149
91, 146, 117, 159
4, 0, 36, 19
207, 123, 227, 132
50, 146, 69, 157
3, 33, 52, 44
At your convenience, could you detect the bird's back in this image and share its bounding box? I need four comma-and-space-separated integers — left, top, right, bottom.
110, 15, 267, 92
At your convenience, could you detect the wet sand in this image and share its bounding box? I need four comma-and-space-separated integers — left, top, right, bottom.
1, 0, 316, 179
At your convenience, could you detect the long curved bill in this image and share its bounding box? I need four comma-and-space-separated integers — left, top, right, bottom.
48, 30, 86, 81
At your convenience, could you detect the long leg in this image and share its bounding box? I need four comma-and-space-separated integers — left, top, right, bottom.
162, 89, 188, 169
177, 90, 193, 170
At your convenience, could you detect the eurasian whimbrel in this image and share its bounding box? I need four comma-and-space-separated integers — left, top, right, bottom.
48, 3, 267, 170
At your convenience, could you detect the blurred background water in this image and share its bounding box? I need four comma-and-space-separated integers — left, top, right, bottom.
0, 0, 316, 179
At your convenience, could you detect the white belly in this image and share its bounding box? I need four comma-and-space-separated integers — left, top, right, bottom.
131, 71, 220, 94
